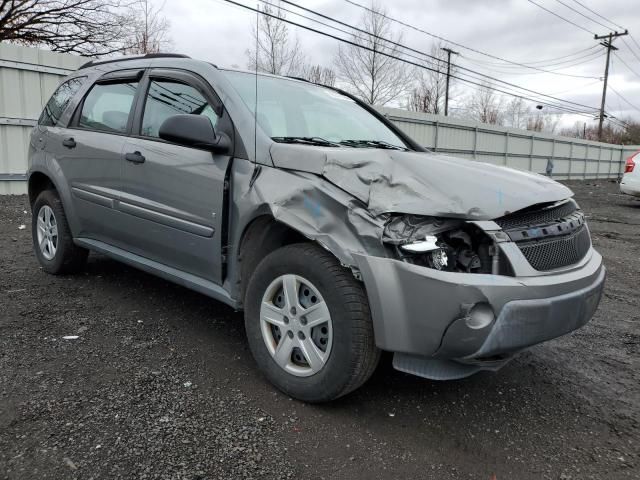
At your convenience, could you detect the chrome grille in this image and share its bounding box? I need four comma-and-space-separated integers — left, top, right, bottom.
495, 200, 577, 230
517, 224, 591, 271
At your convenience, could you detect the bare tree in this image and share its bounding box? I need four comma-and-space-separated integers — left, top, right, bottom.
407, 84, 438, 114
407, 43, 454, 114
504, 97, 530, 130
562, 121, 588, 139
466, 83, 505, 125
503, 98, 562, 133
300, 64, 336, 87
333, 2, 412, 105
526, 112, 559, 134
620, 119, 640, 144
123, 0, 172, 54
544, 115, 560, 135
559, 119, 640, 144
0, 0, 133, 55
246, 4, 304, 76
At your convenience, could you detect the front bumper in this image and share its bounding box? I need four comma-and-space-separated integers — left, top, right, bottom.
353, 248, 605, 363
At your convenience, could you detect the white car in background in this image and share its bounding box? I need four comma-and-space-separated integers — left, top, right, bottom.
621, 150, 640, 197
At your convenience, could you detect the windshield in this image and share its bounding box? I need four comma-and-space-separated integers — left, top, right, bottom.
222, 70, 408, 150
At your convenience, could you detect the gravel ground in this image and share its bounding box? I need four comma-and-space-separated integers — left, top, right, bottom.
1, 179, 638, 480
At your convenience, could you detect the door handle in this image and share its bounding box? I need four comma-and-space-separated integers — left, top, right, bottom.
62, 137, 76, 149
125, 151, 146, 164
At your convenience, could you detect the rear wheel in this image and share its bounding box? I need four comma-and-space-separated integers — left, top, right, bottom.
244, 243, 380, 402
32, 189, 88, 274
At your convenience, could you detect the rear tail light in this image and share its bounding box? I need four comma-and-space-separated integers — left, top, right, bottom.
625, 155, 636, 173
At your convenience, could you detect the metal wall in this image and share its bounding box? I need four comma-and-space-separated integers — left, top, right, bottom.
380, 107, 639, 180
0, 44, 638, 194
0, 43, 85, 194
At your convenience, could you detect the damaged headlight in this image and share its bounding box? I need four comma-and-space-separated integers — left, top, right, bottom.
400, 235, 452, 270
383, 215, 505, 274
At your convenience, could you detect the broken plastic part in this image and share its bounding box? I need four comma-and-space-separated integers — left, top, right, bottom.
383, 214, 497, 274
383, 215, 461, 245
400, 235, 440, 252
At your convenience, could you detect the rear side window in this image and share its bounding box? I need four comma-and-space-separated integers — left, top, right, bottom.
39, 77, 86, 126
78, 82, 139, 133
141, 79, 219, 138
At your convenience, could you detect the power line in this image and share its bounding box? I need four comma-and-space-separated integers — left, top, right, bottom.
446, 60, 598, 114
512, 45, 600, 65
463, 46, 601, 69
271, 0, 595, 114
547, 78, 602, 96
255, 0, 431, 68
226, 0, 603, 119
282, 0, 597, 104
527, 0, 595, 35
461, 50, 604, 77
608, 85, 640, 113
608, 55, 639, 114
445, 52, 601, 79
621, 38, 640, 64
277, 0, 604, 112
449, 67, 597, 115
613, 52, 640, 80
552, 0, 615, 31
454, 77, 595, 116
569, 0, 625, 31
343, 0, 599, 77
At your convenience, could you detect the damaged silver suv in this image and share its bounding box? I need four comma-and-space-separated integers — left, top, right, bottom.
28, 54, 605, 402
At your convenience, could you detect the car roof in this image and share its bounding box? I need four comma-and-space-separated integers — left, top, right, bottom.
78, 53, 192, 70
77, 53, 308, 84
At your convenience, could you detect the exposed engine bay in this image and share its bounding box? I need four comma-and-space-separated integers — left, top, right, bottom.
382, 215, 505, 274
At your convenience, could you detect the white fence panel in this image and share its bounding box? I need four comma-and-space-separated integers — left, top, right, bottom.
380, 107, 639, 181
0, 43, 85, 194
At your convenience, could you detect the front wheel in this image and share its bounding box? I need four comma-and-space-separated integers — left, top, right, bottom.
244, 243, 380, 402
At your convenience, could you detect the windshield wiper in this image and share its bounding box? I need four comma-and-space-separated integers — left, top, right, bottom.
271, 136, 341, 147
338, 139, 408, 151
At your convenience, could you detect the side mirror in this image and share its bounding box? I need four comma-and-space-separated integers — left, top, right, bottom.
158, 114, 230, 154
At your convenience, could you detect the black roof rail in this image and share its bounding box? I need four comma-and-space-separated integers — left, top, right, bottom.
286, 76, 311, 83
79, 53, 191, 70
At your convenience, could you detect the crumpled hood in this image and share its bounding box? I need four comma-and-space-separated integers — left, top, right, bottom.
269, 144, 573, 220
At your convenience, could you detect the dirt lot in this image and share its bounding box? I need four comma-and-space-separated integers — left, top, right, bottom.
0, 179, 638, 480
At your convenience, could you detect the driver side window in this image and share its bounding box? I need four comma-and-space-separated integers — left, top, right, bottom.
141, 79, 219, 138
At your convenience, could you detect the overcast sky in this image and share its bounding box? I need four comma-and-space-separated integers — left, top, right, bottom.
161, 0, 640, 128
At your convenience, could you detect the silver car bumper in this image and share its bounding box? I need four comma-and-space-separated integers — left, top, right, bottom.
353, 248, 605, 377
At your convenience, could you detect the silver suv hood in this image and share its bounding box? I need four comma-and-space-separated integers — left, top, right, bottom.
269, 144, 573, 220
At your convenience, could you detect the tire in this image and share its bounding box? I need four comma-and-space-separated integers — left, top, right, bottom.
32, 189, 88, 275
244, 243, 380, 402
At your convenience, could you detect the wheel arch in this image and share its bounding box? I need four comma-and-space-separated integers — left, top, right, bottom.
28, 171, 56, 207
224, 160, 388, 308
27, 167, 80, 236
235, 214, 311, 303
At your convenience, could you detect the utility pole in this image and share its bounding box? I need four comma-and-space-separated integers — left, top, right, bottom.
595, 30, 628, 141
441, 47, 459, 116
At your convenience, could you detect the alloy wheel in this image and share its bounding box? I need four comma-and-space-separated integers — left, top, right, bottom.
259, 274, 333, 377
36, 205, 58, 260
